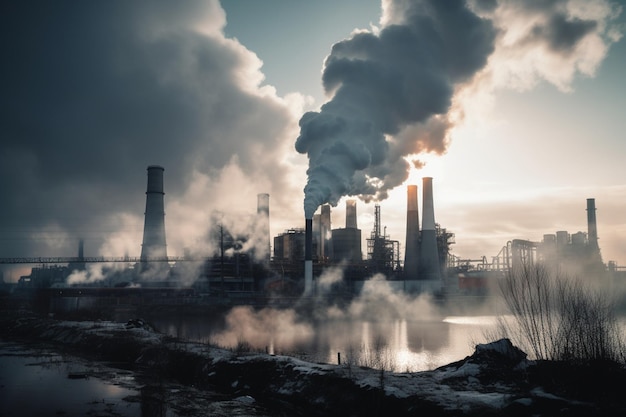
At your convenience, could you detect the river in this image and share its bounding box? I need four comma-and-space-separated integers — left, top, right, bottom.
146, 309, 504, 372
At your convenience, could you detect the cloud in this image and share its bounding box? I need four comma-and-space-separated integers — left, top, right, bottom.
467, 0, 622, 92
0, 1, 304, 266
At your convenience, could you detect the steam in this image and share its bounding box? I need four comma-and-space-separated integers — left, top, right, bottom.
214, 272, 441, 352
212, 306, 314, 352
67, 264, 106, 285
295, 0, 496, 217
347, 274, 438, 321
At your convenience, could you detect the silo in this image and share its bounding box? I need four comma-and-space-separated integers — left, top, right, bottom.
140, 165, 167, 261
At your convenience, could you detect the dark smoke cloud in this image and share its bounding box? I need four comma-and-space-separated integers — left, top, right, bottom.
0, 1, 296, 261
295, 0, 495, 218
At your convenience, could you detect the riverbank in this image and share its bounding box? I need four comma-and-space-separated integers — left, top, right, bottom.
2, 311, 626, 416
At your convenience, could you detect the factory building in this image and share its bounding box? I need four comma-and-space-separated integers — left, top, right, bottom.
14, 163, 618, 306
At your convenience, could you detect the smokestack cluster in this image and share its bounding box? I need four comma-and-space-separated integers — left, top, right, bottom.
140, 165, 167, 261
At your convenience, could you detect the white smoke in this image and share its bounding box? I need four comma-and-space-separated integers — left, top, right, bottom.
214, 272, 441, 352
212, 305, 314, 352
66, 264, 107, 285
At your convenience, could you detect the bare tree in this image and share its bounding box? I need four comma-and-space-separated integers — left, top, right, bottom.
498, 263, 624, 363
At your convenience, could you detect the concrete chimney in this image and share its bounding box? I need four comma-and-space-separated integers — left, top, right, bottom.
257, 193, 270, 264
404, 185, 419, 280
305, 217, 313, 295
419, 177, 441, 281
320, 204, 333, 260
586, 198, 598, 250
140, 165, 167, 261
346, 200, 357, 229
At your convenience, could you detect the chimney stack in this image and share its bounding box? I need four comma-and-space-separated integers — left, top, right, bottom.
320, 204, 332, 260
305, 217, 313, 294
404, 185, 420, 280
257, 193, 270, 264
586, 198, 599, 250
140, 165, 167, 261
419, 177, 441, 281
346, 200, 357, 229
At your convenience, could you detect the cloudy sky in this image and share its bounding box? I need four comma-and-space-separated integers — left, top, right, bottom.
1, 0, 625, 281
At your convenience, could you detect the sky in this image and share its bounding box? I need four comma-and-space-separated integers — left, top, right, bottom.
1, 0, 625, 282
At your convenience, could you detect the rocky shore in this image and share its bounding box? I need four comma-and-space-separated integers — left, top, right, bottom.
2, 312, 626, 416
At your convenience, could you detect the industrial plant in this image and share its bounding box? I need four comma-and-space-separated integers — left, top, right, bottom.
2, 165, 624, 311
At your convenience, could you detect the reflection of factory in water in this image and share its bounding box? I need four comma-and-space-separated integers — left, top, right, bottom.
8, 165, 624, 305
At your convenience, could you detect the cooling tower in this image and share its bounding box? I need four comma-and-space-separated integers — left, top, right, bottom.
419, 177, 441, 281
404, 185, 420, 280
586, 198, 598, 250
257, 193, 270, 264
140, 165, 167, 261
305, 217, 313, 294
346, 199, 357, 229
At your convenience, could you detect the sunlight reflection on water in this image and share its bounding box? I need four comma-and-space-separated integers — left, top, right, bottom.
151, 313, 505, 372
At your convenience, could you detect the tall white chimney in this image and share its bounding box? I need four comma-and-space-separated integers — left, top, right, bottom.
419, 177, 441, 281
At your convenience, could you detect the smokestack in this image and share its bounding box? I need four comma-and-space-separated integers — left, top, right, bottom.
71, 238, 86, 272
321, 204, 333, 260
346, 200, 357, 229
140, 165, 167, 261
419, 177, 441, 281
586, 198, 598, 250
404, 185, 419, 280
257, 193, 270, 264
305, 217, 313, 295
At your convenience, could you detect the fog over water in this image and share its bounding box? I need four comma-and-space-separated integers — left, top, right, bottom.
149, 309, 501, 372
144, 275, 506, 372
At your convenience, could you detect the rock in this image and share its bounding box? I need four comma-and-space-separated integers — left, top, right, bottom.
473, 338, 527, 365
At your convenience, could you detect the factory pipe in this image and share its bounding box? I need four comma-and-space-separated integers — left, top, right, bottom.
419, 177, 441, 281
404, 185, 419, 280
140, 165, 167, 261
346, 200, 357, 229
305, 217, 313, 294
257, 193, 270, 264
586, 198, 599, 250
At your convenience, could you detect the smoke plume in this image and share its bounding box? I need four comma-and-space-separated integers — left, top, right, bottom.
295, 0, 496, 217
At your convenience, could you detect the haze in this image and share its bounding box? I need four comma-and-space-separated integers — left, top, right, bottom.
1, 0, 625, 281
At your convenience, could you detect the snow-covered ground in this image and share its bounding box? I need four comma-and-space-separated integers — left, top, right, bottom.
2, 316, 624, 416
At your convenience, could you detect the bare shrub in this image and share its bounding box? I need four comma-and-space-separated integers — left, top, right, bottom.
498, 263, 625, 363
